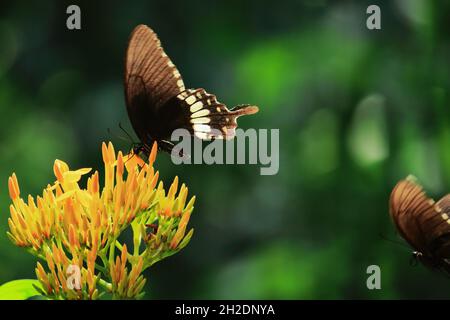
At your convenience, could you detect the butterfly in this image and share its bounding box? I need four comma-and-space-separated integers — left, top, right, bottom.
389, 175, 450, 274
124, 24, 259, 156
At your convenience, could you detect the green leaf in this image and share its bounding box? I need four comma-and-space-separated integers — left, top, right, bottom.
0, 279, 44, 300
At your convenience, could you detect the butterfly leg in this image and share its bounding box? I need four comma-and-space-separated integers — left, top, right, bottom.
158, 140, 175, 153
159, 139, 190, 160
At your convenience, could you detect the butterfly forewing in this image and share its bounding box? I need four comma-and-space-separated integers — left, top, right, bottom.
390, 178, 450, 257
125, 25, 185, 144
125, 24, 184, 109
390, 179, 429, 254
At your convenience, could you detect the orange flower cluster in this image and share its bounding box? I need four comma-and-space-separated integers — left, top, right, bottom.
110, 245, 146, 299
7, 142, 195, 299
35, 243, 99, 299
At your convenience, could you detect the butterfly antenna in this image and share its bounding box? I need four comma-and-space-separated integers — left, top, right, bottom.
107, 125, 143, 165
106, 125, 134, 144
118, 122, 136, 144
378, 232, 410, 251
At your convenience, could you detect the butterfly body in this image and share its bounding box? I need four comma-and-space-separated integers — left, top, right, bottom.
124, 24, 258, 155
389, 176, 450, 273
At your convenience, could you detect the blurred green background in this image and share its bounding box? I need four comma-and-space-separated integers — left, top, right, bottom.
1, 0, 450, 299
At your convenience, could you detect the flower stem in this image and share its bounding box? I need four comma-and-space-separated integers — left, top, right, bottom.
109, 237, 117, 264
94, 263, 107, 274
115, 240, 134, 261
98, 278, 112, 292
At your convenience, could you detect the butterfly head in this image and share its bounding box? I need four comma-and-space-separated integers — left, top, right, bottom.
410, 251, 423, 267
131, 143, 149, 158
412, 250, 446, 271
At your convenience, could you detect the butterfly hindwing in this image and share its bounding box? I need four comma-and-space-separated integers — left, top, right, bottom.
437, 195, 450, 214
174, 88, 259, 140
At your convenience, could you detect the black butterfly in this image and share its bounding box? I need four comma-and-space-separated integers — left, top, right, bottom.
389, 176, 450, 274
124, 24, 259, 155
